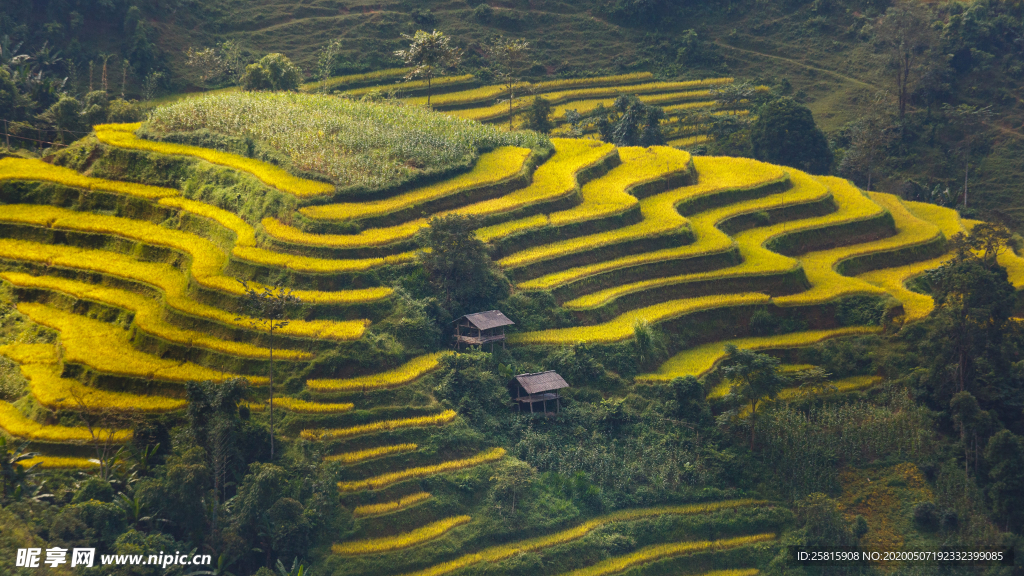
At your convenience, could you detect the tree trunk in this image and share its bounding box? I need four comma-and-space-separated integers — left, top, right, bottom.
427, 75, 432, 108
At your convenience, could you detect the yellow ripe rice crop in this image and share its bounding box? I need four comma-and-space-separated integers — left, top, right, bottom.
774, 187, 940, 308
0, 342, 59, 365
19, 361, 187, 413
511, 293, 771, 345
559, 168, 883, 311
395, 499, 765, 576
857, 256, 950, 322
0, 203, 387, 306
734, 375, 881, 415
307, 353, 447, 392
302, 410, 456, 441
549, 95, 718, 123
0, 400, 132, 444
668, 135, 712, 147
638, 327, 880, 384
522, 156, 790, 293
342, 74, 476, 97
1, 272, 313, 360
331, 515, 471, 555
903, 200, 966, 239
496, 147, 693, 268
337, 447, 507, 492
231, 244, 417, 273
158, 197, 257, 246
559, 534, 775, 576
325, 443, 419, 464
271, 397, 354, 414
299, 67, 412, 92
0, 157, 179, 199
266, 139, 616, 249
0, 238, 370, 339
435, 85, 714, 119
17, 302, 265, 384
459, 138, 616, 218
94, 123, 337, 199
480, 146, 686, 243
19, 456, 100, 469
403, 73, 657, 107
0, 239, 370, 340
352, 492, 432, 518
299, 147, 531, 222
262, 217, 426, 249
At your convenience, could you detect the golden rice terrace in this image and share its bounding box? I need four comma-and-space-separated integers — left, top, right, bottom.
0, 79, 1020, 576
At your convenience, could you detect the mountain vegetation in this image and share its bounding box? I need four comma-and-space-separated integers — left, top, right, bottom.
1, 1, 1024, 575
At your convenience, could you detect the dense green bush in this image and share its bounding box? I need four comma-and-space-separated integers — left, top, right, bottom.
241, 53, 302, 92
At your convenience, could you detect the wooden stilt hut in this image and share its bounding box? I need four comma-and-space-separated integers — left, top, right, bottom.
453, 310, 514, 352
509, 371, 569, 415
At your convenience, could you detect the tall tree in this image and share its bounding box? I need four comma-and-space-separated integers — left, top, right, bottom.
984, 430, 1024, 531
486, 37, 530, 131
720, 344, 789, 450
237, 281, 301, 459
942, 103, 994, 209
875, 1, 936, 122
394, 30, 462, 107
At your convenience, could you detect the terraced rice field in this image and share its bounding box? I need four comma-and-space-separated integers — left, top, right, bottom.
0, 70, 1014, 575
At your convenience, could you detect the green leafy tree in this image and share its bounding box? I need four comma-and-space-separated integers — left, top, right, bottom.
796, 493, 858, 547
417, 214, 509, 318
721, 344, 789, 450
522, 96, 553, 133
37, 94, 83, 143
490, 457, 537, 516
486, 37, 530, 131
984, 430, 1024, 531
596, 95, 665, 147
241, 53, 301, 92
750, 97, 833, 174
671, 376, 712, 427
928, 227, 1016, 395
394, 30, 462, 107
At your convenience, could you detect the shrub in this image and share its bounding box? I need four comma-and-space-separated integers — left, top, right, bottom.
912, 501, 940, 531
751, 97, 833, 175
241, 53, 302, 91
